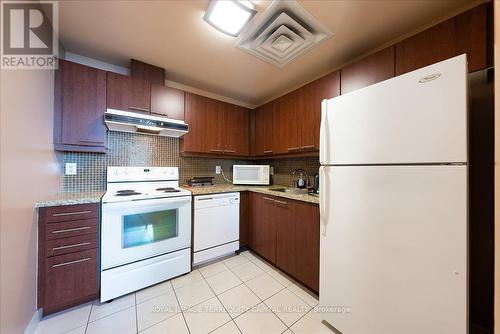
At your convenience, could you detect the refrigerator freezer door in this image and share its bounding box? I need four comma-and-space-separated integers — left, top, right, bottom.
319, 165, 467, 334
320, 55, 467, 165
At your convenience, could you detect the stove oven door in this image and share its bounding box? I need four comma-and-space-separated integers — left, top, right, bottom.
101, 196, 191, 270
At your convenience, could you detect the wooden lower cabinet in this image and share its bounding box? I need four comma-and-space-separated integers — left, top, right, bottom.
292, 200, 320, 291
38, 203, 100, 315
274, 198, 296, 275
239, 191, 249, 248
249, 193, 319, 292
248, 193, 277, 264
45, 249, 98, 311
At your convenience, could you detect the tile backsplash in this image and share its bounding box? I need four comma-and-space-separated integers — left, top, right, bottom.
62, 131, 319, 192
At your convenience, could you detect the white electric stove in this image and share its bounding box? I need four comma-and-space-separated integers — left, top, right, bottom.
100, 167, 192, 302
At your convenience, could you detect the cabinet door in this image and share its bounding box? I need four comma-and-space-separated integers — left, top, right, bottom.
239, 191, 249, 248
107, 72, 151, 113
294, 203, 320, 292
130, 59, 165, 85
254, 102, 275, 156
182, 93, 223, 154
274, 90, 301, 154
249, 193, 276, 264
223, 104, 249, 156
54, 60, 107, 152
44, 249, 98, 312
341, 47, 394, 94
274, 198, 296, 276
151, 84, 185, 120
300, 71, 340, 151
395, 4, 488, 75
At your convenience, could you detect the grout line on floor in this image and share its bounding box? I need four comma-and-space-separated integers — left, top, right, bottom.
203, 265, 236, 334
134, 293, 139, 334
172, 283, 192, 334
84, 301, 93, 334
238, 251, 319, 330
223, 253, 293, 331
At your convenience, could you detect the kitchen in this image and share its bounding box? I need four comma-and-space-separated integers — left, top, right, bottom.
0, 1, 498, 334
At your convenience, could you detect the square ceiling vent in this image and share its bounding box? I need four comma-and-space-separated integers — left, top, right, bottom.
236, 0, 333, 68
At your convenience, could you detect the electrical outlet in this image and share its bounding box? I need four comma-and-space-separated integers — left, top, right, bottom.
215, 166, 221, 174
270, 166, 274, 175
65, 163, 77, 175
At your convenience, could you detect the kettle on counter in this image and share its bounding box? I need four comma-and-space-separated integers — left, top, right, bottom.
313, 173, 320, 194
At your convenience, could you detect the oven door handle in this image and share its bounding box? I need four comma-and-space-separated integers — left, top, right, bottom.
102, 195, 192, 210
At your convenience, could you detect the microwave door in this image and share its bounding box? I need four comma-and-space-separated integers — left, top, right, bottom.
233, 165, 269, 185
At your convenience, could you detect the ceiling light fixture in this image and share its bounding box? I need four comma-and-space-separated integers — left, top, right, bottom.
203, 0, 257, 37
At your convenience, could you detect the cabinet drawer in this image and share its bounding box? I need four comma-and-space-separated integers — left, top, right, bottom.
46, 234, 98, 257
44, 203, 98, 223
46, 219, 98, 240
44, 249, 98, 311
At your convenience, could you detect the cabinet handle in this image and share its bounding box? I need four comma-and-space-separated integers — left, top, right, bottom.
274, 200, 288, 206
287, 147, 301, 152
151, 112, 168, 117
210, 149, 223, 153
52, 242, 91, 251
263, 150, 273, 154
197, 197, 214, 201
129, 106, 150, 112
52, 210, 92, 217
300, 145, 316, 150
224, 150, 236, 153
52, 226, 91, 234
262, 197, 275, 202
52, 257, 91, 268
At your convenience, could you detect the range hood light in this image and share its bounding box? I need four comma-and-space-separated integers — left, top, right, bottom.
203, 0, 257, 37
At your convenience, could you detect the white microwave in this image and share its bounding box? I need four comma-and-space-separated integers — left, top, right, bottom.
233, 165, 270, 185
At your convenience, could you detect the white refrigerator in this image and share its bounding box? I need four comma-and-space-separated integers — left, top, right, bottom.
319, 54, 468, 334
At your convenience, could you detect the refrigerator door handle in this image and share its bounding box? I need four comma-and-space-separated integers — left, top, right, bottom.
319, 166, 329, 236
320, 100, 329, 165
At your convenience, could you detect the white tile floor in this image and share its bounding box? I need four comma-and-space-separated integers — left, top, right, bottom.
35, 251, 332, 334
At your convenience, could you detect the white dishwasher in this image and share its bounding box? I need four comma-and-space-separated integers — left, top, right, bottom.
193, 192, 240, 265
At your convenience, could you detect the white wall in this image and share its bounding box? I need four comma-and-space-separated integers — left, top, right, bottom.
0, 69, 62, 333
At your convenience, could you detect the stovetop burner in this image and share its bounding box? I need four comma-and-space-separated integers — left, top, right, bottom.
156, 187, 181, 193
115, 190, 142, 196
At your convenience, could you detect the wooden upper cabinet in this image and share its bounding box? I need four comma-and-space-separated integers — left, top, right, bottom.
395, 3, 488, 75
107, 72, 151, 114
254, 102, 275, 156
300, 71, 340, 150
150, 84, 185, 120
130, 59, 165, 85
223, 104, 250, 156
54, 59, 107, 153
341, 47, 394, 94
182, 93, 223, 154
274, 90, 302, 154
182, 92, 251, 156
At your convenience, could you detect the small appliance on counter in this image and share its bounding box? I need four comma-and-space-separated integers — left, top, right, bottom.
232, 165, 270, 185
186, 176, 214, 187
311, 173, 320, 195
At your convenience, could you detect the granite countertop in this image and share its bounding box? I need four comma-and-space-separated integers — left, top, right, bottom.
182, 184, 319, 204
36, 191, 104, 208
36, 184, 318, 208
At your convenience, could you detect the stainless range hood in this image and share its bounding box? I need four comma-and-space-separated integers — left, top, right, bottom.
105, 109, 189, 137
